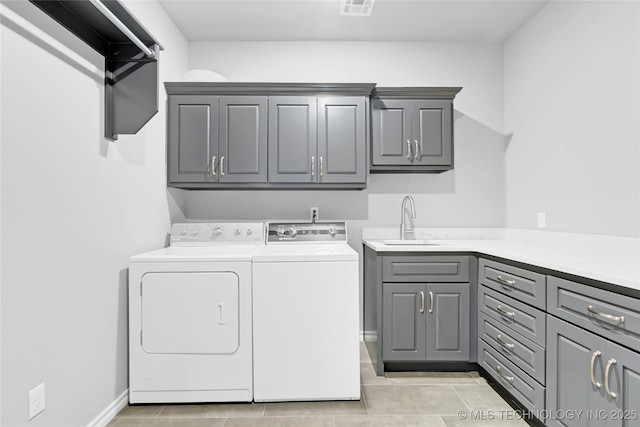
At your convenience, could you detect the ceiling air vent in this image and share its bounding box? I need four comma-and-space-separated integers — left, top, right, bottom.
341, 0, 375, 16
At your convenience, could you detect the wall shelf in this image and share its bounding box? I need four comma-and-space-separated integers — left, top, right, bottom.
29, 0, 163, 141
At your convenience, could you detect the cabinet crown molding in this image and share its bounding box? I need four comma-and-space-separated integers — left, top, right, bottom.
165, 82, 376, 96
372, 87, 462, 99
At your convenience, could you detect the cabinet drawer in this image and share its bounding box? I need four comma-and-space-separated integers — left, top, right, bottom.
479, 313, 545, 385
383, 256, 469, 283
480, 286, 546, 347
478, 339, 545, 414
479, 258, 546, 309
548, 276, 640, 353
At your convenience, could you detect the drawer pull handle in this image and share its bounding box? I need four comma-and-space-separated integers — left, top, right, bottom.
496, 334, 515, 350
495, 366, 514, 383
428, 291, 434, 314
496, 305, 516, 319
406, 140, 412, 159
497, 275, 516, 287
587, 305, 625, 324
419, 291, 425, 313
590, 351, 602, 389
604, 358, 618, 399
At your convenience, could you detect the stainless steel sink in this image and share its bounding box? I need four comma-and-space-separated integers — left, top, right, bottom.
381, 239, 440, 246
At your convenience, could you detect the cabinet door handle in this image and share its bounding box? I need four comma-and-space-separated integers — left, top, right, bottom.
406, 140, 412, 159
211, 156, 217, 176
496, 305, 516, 319
590, 351, 602, 389
419, 291, 425, 313
311, 156, 315, 176
604, 358, 618, 399
413, 140, 420, 160
319, 156, 324, 177
496, 334, 515, 350
220, 156, 225, 176
495, 366, 514, 384
587, 305, 625, 324
497, 275, 516, 288
428, 291, 434, 313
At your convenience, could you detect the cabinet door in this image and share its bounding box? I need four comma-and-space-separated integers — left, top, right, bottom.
382, 283, 426, 361
317, 97, 366, 183
268, 96, 317, 183
426, 283, 470, 361
371, 99, 412, 166
606, 341, 640, 427
412, 100, 452, 166
168, 95, 218, 183
218, 96, 267, 183
547, 317, 610, 427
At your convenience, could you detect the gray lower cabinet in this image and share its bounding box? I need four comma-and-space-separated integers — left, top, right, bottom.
370, 87, 461, 173
547, 316, 640, 427
383, 282, 470, 362
168, 95, 267, 184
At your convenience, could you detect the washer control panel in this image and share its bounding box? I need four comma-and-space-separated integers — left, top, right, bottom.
267, 222, 347, 243
170, 223, 264, 246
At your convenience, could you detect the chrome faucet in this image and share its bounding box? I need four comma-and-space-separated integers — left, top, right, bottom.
400, 195, 416, 240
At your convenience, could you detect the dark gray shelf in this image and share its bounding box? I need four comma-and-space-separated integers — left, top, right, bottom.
29, 0, 163, 141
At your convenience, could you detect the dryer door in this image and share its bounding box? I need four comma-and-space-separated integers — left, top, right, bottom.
141, 271, 239, 354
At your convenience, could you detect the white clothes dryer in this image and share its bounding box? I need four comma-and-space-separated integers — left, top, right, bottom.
128, 223, 263, 404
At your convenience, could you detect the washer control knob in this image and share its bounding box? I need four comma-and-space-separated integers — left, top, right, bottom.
211, 226, 223, 238
234, 228, 241, 236
246, 229, 253, 236
181, 229, 187, 235
276, 226, 285, 237
191, 229, 199, 236
289, 227, 297, 237
329, 226, 336, 237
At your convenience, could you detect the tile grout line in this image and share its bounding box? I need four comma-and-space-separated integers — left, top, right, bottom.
450, 384, 474, 413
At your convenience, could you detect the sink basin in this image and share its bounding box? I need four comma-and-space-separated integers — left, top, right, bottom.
381, 239, 440, 246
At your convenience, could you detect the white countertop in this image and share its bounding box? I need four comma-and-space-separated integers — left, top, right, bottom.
363, 228, 640, 292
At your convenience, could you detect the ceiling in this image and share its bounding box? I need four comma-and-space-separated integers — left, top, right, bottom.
158, 0, 549, 43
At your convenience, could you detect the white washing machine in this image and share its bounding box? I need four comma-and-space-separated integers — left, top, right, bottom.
128, 222, 263, 404
252, 222, 360, 402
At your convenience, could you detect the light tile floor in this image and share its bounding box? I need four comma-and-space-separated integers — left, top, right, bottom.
109, 343, 530, 426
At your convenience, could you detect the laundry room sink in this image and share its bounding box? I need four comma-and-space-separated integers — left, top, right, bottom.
381, 239, 441, 246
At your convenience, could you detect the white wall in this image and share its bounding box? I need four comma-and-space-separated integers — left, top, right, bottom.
0, 0, 187, 425
504, 0, 640, 237
188, 41, 507, 332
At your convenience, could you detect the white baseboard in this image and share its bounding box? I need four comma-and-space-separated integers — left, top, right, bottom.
88, 389, 128, 427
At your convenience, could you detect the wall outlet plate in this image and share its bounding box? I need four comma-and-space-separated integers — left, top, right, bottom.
310, 207, 319, 222
28, 383, 45, 419
537, 212, 546, 228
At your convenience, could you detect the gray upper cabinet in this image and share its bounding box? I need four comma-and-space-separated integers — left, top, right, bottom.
317, 97, 367, 184
168, 95, 218, 183
166, 83, 374, 189
268, 96, 317, 183
167, 94, 266, 185
371, 87, 461, 173
218, 96, 267, 183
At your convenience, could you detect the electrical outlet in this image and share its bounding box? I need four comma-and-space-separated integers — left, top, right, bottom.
310, 207, 319, 222
28, 383, 45, 420
537, 212, 546, 228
